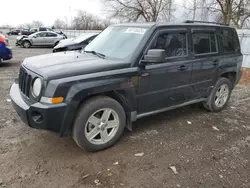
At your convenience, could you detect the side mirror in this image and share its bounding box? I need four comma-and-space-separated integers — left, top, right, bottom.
143, 49, 165, 63
33, 35, 37, 38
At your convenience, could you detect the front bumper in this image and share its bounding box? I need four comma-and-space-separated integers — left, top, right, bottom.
10, 82, 67, 133
16, 40, 22, 46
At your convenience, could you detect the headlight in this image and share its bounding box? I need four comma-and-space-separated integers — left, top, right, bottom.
32, 78, 42, 97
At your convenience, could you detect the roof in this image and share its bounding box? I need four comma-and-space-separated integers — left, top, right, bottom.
112, 21, 232, 29
32, 31, 57, 34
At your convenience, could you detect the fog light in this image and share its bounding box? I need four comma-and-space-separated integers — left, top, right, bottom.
31, 111, 44, 124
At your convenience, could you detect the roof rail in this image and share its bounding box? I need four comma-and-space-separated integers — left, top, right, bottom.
184, 20, 229, 26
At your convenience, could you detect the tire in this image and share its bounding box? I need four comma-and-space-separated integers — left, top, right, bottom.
203, 77, 233, 112
72, 96, 126, 152
22, 41, 31, 48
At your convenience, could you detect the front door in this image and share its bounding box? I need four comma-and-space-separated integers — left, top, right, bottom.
137, 29, 193, 114
32, 33, 46, 46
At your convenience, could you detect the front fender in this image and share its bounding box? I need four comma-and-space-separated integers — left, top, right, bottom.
22, 39, 32, 45
59, 77, 138, 135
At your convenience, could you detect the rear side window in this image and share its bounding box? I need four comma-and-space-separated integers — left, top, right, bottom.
150, 32, 188, 58
46, 32, 57, 37
222, 29, 240, 54
192, 32, 218, 55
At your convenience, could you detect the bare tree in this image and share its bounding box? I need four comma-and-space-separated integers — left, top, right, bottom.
32, 20, 44, 28
181, 0, 250, 28
23, 20, 44, 28
23, 23, 33, 29
53, 19, 67, 29
206, 0, 250, 28
182, 0, 213, 21
72, 11, 107, 30
103, 0, 174, 22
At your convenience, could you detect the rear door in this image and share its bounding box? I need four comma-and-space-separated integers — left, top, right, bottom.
45, 32, 58, 46
219, 28, 242, 83
190, 28, 220, 98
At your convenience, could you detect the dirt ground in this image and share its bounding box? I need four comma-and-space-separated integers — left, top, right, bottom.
0, 36, 250, 188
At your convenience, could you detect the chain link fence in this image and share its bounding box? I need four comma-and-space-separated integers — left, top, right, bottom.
55, 29, 101, 39
237, 29, 250, 68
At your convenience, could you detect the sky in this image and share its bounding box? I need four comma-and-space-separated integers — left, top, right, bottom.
0, 0, 104, 27
0, 0, 186, 27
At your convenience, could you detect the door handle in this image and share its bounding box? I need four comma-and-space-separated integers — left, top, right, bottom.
177, 65, 188, 71
141, 72, 149, 77
213, 59, 219, 66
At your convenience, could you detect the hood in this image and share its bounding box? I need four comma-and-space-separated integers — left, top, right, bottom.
54, 39, 76, 49
23, 51, 130, 80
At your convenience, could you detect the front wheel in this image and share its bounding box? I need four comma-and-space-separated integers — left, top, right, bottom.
72, 96, 126, 152
203, 77, 233, 112
22, 41, 31, 48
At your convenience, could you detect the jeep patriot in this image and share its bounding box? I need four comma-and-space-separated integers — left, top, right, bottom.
10, 21, 242, 151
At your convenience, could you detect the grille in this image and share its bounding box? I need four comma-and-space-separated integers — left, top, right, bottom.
19, 67, 32, 97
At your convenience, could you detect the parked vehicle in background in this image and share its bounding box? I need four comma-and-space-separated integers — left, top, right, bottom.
53, 33, 98, 53
16, 31, 65, 48
10, 21, 242, 152
7, 29, 21, 36
0, 34, 12, 63
0, 32, 9, 45
19, 27, 52, 36
19, 28, 38, 36
19, 27, 67, 38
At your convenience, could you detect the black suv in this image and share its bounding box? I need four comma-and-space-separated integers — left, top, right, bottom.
10, 21, 242, 151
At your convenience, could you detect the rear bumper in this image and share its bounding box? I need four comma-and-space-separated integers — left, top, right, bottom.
235, 69, 243, 85
10, 82, 67, 133
1, 48, 12, 60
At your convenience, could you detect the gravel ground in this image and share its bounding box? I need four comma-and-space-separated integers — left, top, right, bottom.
0, 36, 250, 188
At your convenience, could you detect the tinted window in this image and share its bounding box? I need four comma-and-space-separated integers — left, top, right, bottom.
222, 29, 239, 53
46, 32, 57, 37
36, 33, 46, 37
151, 32, 187, 58
193, 32, 217, 55
31, 29, 38, 32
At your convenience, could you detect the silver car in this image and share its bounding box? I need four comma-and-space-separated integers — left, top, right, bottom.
21, 31, 65, 48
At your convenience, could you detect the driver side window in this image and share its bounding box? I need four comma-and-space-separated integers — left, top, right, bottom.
150, 32, 187, 58
36, 33, 46, 37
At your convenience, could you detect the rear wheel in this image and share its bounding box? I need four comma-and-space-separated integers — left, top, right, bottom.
22, 41, 31, 48
203, 77, 233, 112
72, 96, 126, 152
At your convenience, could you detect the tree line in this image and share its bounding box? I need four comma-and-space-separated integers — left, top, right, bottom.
1, 0, 250, 30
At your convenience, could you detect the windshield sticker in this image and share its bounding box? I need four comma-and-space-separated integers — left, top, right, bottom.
125, 28, 146, 35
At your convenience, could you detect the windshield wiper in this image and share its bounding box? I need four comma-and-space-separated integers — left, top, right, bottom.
84, 50, 106, 59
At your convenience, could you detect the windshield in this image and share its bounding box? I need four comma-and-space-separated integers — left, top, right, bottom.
84, 26, 148, 60
74, 34, 96, 43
